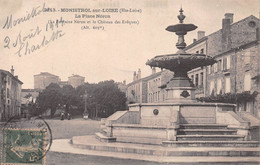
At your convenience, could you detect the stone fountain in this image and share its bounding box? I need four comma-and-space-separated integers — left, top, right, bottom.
74, 8, 257, 147
146, 7, 215, 103
67, 9, 259, 164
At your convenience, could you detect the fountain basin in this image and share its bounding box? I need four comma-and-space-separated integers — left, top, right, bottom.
146, 53, 215, 71
99, 102, 251, 145
166, 24, 197, 33
128, 102, 238, 125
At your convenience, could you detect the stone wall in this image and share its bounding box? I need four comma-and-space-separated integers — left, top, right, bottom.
142, 80, 147, 103
207, 15, 260, 57
235, 42, 260, 117
179, 105, 216, 124
202, 14, 260, 118
34, 75, 60, 90
68, 76, 85, 88
207, 30, 223, 56
207, 41, 260, 117
230, 16, 260, 49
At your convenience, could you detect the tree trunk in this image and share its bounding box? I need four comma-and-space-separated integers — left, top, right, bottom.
95, 103, 98, 118
51, 108, 55, 118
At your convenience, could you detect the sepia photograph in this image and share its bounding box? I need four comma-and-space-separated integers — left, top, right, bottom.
0, 0, 260, 164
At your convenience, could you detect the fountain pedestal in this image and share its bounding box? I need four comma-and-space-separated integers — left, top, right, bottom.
164, 76, 196, 103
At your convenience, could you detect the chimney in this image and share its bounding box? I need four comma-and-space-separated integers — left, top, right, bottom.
133, 71, 136, 81
222, 14, 232, 51
225, 13, 234, 24
193, 38, 197, 43
197, 31, 205, 40
152, 67, 156, 74
222, 18, 231, 30
10, 66, 14, 75
138, 68, 141, 79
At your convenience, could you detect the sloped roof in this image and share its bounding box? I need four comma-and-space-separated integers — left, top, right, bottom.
34, 72, 59, 77
185, 15, 260, 52
184, 37, 208, 50
68, 74, 85, 79
21, 89, 41, 92
230, 15, 259, 27
127, 71, 163, 86
0, 69, 23, 84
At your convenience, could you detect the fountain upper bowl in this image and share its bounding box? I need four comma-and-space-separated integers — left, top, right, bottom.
146, 53, 216, 72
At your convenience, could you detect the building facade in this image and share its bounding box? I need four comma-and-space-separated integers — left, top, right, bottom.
0, 67, 23, 121
68, 74, 85, 88
147, 69, 174, 103
117, 80, 127, 94
21, 89, 40, 105
126, 69, 144, 104
207, 39, 260, 117
126, 68, 174, 104
21, 89, 40, 118
34, 72, 86, 89
185, 33, 207, 98
185, 13, 260, 117
34, 72, 60, 90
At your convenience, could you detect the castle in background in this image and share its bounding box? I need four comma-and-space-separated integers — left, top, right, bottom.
34, 72, 85, 90
33, 72, 127, 92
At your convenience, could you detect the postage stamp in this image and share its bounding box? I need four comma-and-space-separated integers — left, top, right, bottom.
1, 117, 52, 165
2, 128, 46, 165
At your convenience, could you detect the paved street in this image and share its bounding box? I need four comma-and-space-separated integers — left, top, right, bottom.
43, 118, 100, 139
1, 118, 260, 164
46, 152, 162, 165
1, 118, 162, 165
44, 118, 161, 165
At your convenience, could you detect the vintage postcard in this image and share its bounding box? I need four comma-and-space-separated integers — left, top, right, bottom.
0, 0, 260, 164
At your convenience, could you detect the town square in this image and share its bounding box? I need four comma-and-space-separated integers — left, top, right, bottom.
1, 0, 260, 164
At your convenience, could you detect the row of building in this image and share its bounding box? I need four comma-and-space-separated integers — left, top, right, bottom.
0, 70, 87, 121
126, 13, 260, 118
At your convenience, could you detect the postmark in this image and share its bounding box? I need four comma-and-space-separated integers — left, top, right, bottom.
1, 116, 52, 165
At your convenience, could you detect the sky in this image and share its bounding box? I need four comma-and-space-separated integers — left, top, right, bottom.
0, 0, 259, 88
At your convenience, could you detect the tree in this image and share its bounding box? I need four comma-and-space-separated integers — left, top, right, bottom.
36, 81, 127, 119
75, 81, 127, 118
90, 80, 127, 118
61, 85, 78, 113
37, 83, 62, 118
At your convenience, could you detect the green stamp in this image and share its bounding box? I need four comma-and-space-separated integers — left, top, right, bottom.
2, 128, 46, 165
